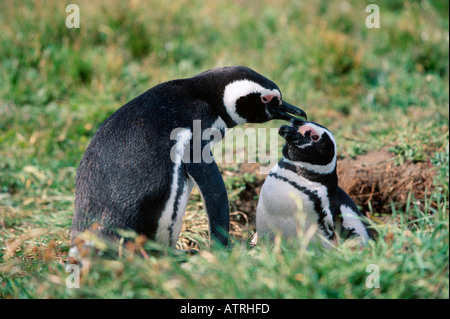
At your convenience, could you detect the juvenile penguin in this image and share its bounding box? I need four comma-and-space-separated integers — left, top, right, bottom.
255, 121, 373, 247
72, 66, 306, 248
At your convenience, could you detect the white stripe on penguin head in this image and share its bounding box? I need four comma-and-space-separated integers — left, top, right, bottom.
223, 79, 281, 125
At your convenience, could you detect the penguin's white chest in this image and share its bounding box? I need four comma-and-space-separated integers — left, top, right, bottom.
256, 174, 316, 240
255, 165, 335, 244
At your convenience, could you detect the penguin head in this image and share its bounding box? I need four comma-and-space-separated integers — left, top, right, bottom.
199, 66, 307, 126
279, 121, 337, 174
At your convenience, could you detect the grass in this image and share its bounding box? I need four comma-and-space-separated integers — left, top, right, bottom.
1, 187, 448, 299
0, 0, 449, 299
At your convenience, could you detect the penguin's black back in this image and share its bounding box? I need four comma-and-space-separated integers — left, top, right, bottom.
73, 76, 215, 241
72, 66, 282, 243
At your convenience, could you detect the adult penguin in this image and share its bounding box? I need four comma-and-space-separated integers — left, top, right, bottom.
71, 66, 307, 248
255, 121, 374, 247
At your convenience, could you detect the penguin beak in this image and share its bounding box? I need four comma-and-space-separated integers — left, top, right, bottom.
273, 101, 307, 123
278, 125, 302, 141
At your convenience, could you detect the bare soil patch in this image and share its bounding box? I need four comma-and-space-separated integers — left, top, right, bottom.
336, 149, 435, 215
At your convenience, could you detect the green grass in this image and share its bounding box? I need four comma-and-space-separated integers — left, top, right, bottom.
0, 0, 449, 299
1, 185, 448, 299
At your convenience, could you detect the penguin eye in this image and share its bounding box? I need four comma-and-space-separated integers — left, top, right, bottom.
303, 129, 320, 142
311, 134, 320, 142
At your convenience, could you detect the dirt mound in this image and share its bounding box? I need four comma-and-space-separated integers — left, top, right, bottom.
337, 149, 435, 214
234, 149, 436, 221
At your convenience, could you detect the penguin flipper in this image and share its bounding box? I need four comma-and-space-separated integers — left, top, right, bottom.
336, 187, 374, 242
186, 160, 230, 247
